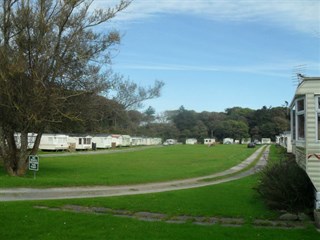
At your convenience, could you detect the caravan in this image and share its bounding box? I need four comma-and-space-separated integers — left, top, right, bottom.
68, 135, 92, 150
39, 134, 69, 151
92, 134, 112, 149
290, 77, 320, 210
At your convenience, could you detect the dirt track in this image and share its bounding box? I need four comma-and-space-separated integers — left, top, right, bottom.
0, 146, 269, 202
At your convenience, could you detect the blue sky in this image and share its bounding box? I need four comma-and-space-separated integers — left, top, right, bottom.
97, 0, 320, 113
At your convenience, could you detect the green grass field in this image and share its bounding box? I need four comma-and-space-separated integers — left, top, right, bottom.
1, 199, 317, 240
1, 145, 319, 239
0, 144, 257, 188
1, 178, 319, 239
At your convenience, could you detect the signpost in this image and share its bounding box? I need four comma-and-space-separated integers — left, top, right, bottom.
28, 155, 39, 179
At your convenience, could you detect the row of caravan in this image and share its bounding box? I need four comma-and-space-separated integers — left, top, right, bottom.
14, 133, 162, 151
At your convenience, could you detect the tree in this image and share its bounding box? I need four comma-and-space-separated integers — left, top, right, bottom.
191, 120, 208, 140
143, 106, 156, 124
0, 0, 131, 176
111, 78, 165, 110
63, 95, 127, 133
214, 120, 249, 140
140, 123, 179, 140
225, 107, 253, 124
249, 106, 289, 140
172, 106, 197, 132
198, 111, 226, 138
126, 110, 144, 134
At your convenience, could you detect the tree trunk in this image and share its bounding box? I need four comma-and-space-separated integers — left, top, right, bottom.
17, 131, 28, 176
0, 129, 42, 176
2, 131, 27, 176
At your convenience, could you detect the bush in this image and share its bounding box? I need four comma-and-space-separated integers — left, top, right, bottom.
256, 155, 314, 213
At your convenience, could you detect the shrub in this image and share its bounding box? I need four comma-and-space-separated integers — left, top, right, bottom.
256, 155, 314, 213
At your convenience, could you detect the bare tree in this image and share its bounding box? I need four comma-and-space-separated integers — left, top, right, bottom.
111, 78, 165, 110
0, 0, 131, 176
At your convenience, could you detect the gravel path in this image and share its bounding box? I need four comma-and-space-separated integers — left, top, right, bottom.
0, 146, 269, 202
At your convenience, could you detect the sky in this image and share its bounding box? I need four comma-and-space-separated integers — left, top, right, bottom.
96, 0, 320, 113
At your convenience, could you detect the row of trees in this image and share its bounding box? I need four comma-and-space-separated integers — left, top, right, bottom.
137, 105, 290, 143
69, 102, 289, 144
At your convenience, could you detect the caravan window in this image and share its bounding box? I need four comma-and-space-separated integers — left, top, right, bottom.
292, 98, 305, 141
79, 138, 82, 145
83, 138, 91, 145
296, 98, 305, 140
297, 114, 305, 139
291, 105, 296, 141
297, 99, 304, 111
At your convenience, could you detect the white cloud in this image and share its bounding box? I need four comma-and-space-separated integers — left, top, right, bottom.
94, 0, 320, 36
117, 63, 219, 71
115, 60, 320, 78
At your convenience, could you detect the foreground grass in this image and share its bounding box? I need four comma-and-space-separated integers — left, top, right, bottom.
1, 200, 318, 240
1, 175, 318, 240
0, 144, 257, 188
40, 175, 274, 220
0, 145, 319, 239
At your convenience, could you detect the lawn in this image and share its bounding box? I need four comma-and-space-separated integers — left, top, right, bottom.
0, 145, 319, 240
39, 174, 275, 220
0, 144, 257, 188
1, 200, 318, 240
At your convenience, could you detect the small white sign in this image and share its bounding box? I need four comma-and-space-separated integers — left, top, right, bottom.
29, 155, 39, 171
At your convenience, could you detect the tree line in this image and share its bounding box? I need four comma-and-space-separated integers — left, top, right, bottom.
104, 105, 290, 143
51, 100, 291, 147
